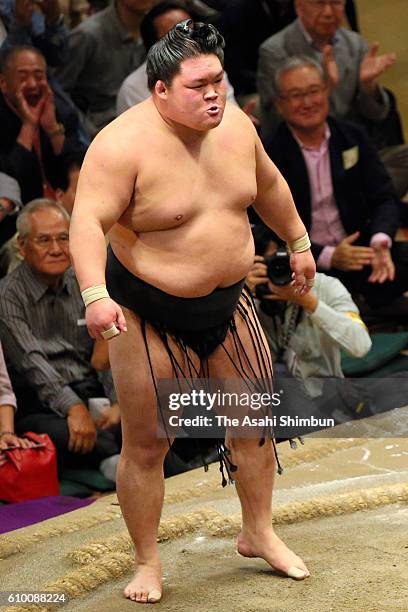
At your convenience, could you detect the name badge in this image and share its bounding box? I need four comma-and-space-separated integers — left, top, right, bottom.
77, 318, 86, 326
342, 146, 359, 170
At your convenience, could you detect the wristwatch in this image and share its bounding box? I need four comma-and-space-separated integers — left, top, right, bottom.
47, 122, 65, 138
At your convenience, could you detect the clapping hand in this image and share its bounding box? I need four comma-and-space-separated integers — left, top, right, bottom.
322, 45, 339, 90
332, 232, 374, 271
360, 43, 396, 93
368, 240, 395, 283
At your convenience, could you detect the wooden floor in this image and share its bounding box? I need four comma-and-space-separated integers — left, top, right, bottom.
358, 0, 408, 140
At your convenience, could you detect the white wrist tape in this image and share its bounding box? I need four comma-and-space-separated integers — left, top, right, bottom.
81, 284, 110, 307
287, 233, 311, 253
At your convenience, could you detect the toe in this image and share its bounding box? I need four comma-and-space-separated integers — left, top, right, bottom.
287, 565, 310, 580
147, 589, 162, 603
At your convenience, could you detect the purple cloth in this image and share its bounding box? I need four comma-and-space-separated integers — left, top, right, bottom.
0, 496, 94, 534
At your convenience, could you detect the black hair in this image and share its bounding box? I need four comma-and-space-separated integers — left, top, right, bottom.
0, 45, 45, 73
251, 223, 285, 256
52, 151, 85, 191
146, 19, 225, 91
141, 2, 202, 52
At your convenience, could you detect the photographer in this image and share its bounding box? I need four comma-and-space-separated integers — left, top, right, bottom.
247, 225, 372, 419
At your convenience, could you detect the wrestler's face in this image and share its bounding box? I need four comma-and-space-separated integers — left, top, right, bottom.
18, 208, 71, 284
156, 54, 227, 131
295, 0, 345, 40
274, 66, 329, 132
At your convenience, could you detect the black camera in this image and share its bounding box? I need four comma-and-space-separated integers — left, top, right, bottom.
255, 248, 292, 299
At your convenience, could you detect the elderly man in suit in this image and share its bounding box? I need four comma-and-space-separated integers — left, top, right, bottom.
257, 0, 395, 140
263, 55, 408, 314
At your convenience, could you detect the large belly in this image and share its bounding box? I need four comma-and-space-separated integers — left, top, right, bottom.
108, 210, 254, 297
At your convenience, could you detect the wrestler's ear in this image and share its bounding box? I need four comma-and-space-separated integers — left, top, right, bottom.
155, 80, 168, 100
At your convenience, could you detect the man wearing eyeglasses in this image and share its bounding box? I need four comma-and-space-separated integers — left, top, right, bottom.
262, 56, 408, 317
257, 0, 396, 144
0, 199, 122, 473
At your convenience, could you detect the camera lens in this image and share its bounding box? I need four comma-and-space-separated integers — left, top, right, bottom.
267, 249, 292, 286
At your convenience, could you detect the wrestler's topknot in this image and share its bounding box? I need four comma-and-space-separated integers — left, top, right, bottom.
146, 19, 225, 91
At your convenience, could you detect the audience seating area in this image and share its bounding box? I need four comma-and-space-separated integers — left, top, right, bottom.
0, 1, 408, 513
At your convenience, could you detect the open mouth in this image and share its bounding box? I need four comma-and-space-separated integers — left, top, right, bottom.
25, 93, 42, 106
207, 106, 220, 115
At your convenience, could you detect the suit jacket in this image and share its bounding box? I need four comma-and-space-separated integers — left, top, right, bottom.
265, 117, 400, 262
257, 18, 389, 141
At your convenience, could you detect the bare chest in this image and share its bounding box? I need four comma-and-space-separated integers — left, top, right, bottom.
119, 139, 257, 232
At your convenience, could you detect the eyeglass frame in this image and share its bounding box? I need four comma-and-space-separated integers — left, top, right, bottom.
28, 233, 70, 248
277, 84, 328, 104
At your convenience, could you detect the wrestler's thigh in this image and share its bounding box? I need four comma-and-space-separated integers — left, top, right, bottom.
208, 293, 273, 380
108, 306, 200, 447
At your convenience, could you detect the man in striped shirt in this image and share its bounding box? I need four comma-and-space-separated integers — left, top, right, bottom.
0, 198, 121, 471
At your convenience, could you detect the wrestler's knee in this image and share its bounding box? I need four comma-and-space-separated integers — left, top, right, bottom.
120, 438, 169, 470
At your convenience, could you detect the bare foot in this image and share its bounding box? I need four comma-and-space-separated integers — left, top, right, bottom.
237, 529, 310, 580
124, 559, 163, 604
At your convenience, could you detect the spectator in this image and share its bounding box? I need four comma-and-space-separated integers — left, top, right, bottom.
59, 0, 90, 28
55, 151, 84, 214
257, 0, 395, 143
0, 199, 121, 472
0, 153, 84, 274
247, 229, 372, 416
0, 46, 85, 207
56, 0, 153, 135
263, 56, 408, 314
0, 339, 37, 467
0, 0, 68, 67
116, 0, 237, 114
216, 0, 296, 97
0, 0, 90, 148
0, 170, 21, 247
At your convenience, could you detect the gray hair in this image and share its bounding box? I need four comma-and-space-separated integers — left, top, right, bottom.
272, 55, 328, 98
16, 199, 70, 240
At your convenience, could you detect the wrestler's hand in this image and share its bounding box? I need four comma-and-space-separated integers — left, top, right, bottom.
85, 298, 127, 341
265, 282, 318, 313
67, 403, 97, 454
289, 249, 316, 296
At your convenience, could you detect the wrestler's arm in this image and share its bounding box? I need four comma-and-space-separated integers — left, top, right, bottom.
252, 132, 316, 290
70, 129, 136, 290
69, 127, 137, 338
252, 135, 305, 241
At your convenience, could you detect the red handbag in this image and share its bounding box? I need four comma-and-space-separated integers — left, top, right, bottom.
0, 432, 59, 503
